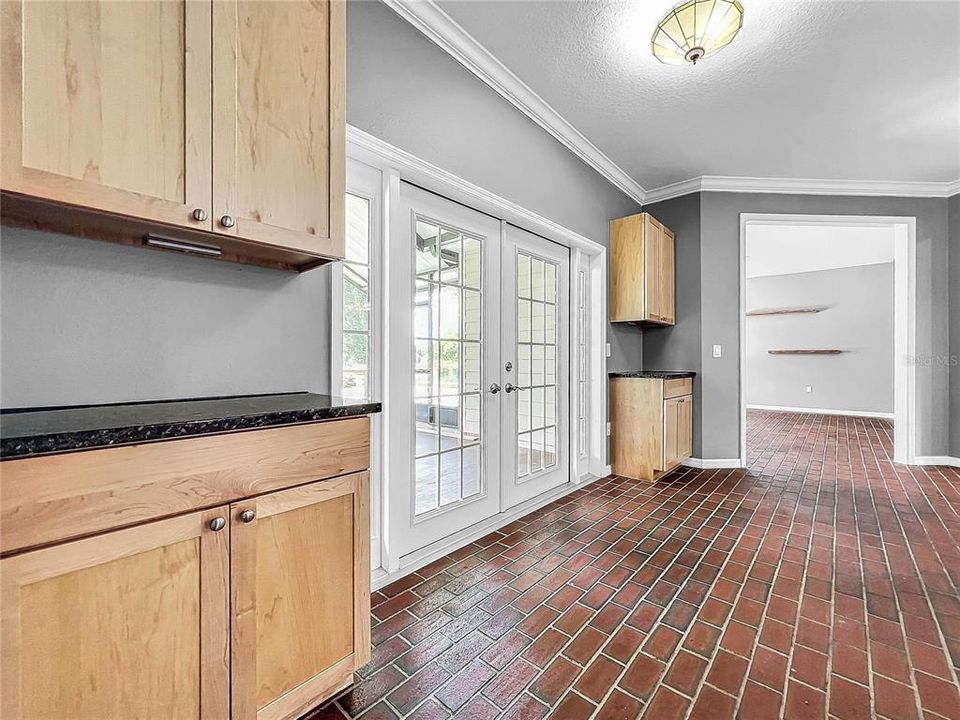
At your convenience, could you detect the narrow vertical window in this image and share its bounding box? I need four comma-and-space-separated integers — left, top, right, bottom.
341, 194, 371, 398
577, 268, 589, 459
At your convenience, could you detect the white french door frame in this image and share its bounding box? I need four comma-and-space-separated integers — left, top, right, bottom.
347, 125, 609, 580
738, 213, 917, 466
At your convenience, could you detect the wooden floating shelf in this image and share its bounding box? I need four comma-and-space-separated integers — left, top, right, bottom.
747, 307, 822, 317
768, 349, 844, 355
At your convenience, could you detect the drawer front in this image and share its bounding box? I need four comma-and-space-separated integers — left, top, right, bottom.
663, 378, 692, 399
1, 417, 370, 554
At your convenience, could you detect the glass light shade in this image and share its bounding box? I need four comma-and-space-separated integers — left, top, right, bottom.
652, 0, 745, 65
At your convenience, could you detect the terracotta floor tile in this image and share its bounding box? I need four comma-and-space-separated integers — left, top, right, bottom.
311, 411, 960, 720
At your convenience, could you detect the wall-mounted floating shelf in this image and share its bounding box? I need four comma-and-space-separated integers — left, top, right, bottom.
768, 349, 843, 355
746, 307, 822, 317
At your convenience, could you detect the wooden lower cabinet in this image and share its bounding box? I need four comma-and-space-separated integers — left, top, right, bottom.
232, 472, 370, 720
1, 507, 230, 720
1, 436, 372, 720
611, 376, 693, 482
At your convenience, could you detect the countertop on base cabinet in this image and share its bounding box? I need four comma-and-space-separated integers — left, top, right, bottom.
610, 373, 694, 482
0, 392, 379, 720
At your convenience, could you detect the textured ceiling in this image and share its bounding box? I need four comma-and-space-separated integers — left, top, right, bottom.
435, 0, 960, 189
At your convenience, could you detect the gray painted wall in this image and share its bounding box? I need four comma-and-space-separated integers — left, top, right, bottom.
950, 193, 960, 456
698, 193, 950, 460
745, 264, 894, 414
0, 230, 331, 407
346, 0, 643, 371
642, 193, 703, 454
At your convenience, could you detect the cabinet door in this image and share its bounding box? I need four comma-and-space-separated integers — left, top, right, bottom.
213, 0, 345, 258
662, 397, 681, 469
1, 508, 229, 720
0, 0, 213, 230
644, 214, 662, 321
678, 396, 693, 461
231, 471, 370, 720
660, 226, 676, 325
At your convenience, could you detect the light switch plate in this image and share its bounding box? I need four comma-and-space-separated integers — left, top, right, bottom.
712, 344, 722, 358
606, 422, 611, 436
805, 386, 813, 393
605, 343, 611, 358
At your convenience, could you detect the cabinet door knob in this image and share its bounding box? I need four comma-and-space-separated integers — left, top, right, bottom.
220, 214, 235, 228
239, 509, 256, 523
209, 517, 226, 532
192, 208, 208, 222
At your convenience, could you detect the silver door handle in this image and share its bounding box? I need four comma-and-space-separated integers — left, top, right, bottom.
504, 383, 526, 393
489, 383, 501, 394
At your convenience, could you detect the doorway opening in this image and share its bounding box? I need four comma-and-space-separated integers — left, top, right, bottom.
739, 214, 916, 466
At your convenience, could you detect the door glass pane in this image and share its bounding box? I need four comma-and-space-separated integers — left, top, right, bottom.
414, 216, 484, 516
341, 194, 371, 399
516, 250, 560, 479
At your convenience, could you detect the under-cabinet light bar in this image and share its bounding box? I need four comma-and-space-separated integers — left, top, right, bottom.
143, 234, 222, 257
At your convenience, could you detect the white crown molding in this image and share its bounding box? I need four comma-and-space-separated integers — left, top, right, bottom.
382, 0, 647, 205
645, 175, 960, 203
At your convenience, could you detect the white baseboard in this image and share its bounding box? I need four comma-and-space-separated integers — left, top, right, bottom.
682, 457, 743, 469
914, 456, 960, 468
371, 473, 607, 591
747, 404, 894, 419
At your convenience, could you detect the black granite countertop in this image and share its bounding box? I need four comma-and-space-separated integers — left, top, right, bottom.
608, 370, 696, 379
0, 392, 382, 459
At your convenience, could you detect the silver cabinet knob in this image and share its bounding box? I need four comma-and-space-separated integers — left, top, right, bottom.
209, 517, 226, 532
239, 509, 256, 523
220, 214, 235, 228
192, 208, 208, 222
489, 383, 501, 395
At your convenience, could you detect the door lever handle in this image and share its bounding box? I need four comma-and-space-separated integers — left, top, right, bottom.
489, 383, 502, 394
504, 383, 526, 393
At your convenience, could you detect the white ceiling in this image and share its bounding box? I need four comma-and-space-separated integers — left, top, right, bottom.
745, 224, 894, 278
434, 0, 960, 191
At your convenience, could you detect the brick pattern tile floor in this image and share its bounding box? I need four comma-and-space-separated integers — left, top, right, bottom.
308, 410, 960, 719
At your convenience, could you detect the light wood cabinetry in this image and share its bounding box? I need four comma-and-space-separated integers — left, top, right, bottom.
610, 212, 676, 325
1, 0, 344, 271
2, 507, 230, 720
1, 418, 371, 720
232, 472, 370, 720
611, 376, 693, 482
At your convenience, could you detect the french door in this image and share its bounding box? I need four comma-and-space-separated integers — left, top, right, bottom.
500, 225, 570, 510
389, 184, 570, 559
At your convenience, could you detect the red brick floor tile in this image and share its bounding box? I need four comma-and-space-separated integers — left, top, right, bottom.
620, 653, 667, 700
740, 680, 783, 720
664, 650, 708, 695
546, 692, 595, 719
829, 675, 872, 720
706, 650, 749, 695
596, 689, 642, 720
313, 411, 960, 720
606, 625, 644, 663
573, 655, 623, 703
643, 686, 689, 720
528, 657, 580, 705
784, 680, 826, 720
874, 676, 919, 720
689, 683, 736, 720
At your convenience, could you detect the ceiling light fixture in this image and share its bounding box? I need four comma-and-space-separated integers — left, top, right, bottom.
652, 0, 745, 65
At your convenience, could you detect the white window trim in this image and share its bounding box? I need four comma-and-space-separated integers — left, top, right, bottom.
333, 158, 386, 571
346, 124, 610, 579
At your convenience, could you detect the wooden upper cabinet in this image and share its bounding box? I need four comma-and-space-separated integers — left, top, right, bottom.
609, 211, 676, 326
1, 507, 229, 720
0, 0, 213, 231
231, 471, 369, 720
660, 226, 676, 324
212, 0, 345, 258
1, 0, 345, 268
